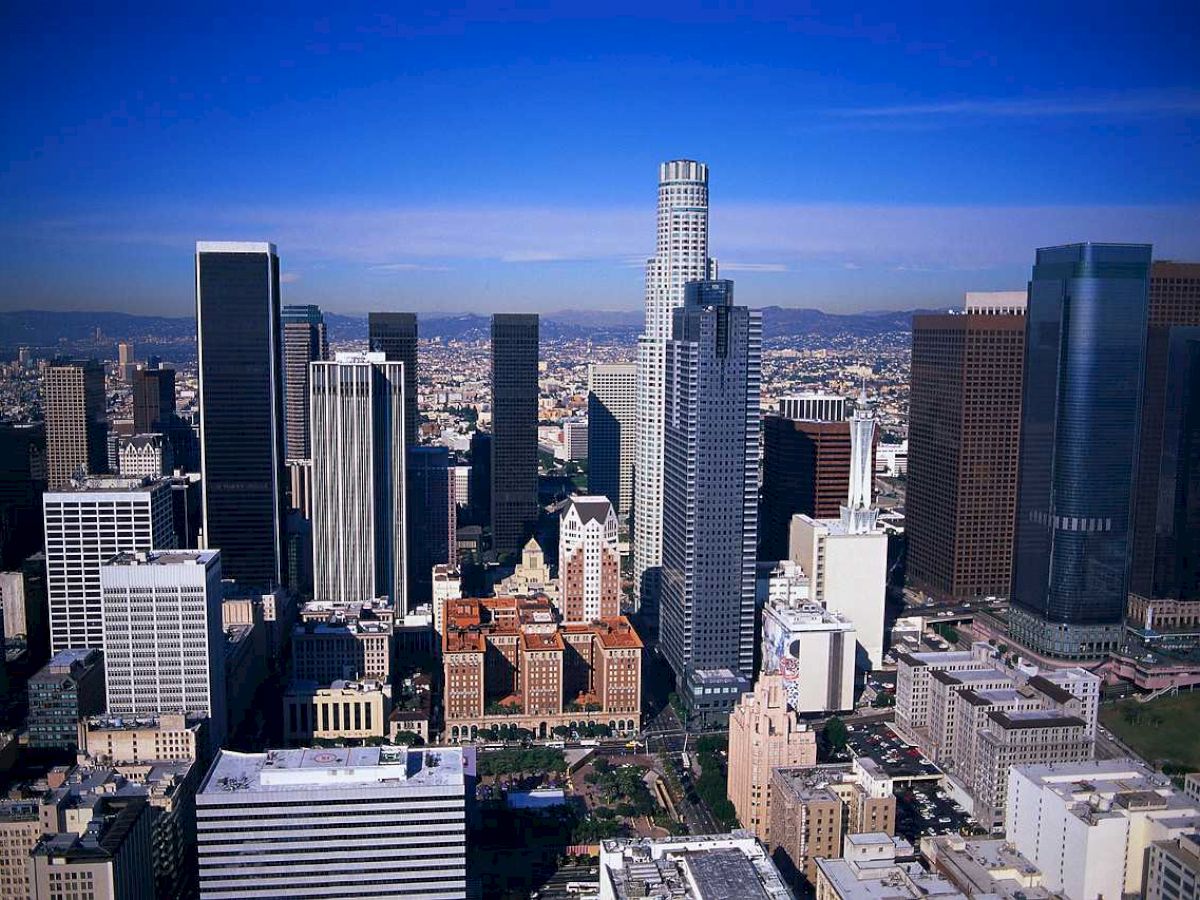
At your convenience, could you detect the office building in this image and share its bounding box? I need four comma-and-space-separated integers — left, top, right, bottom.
907, 292, 1026, 601
283, 678, 391, 743
79, 713, 208, 765
118, 433, 173, 477
491, 313, 540, 557
30, 796, 155, 900
195, 240, 286, 587
599, 832, 792, 900
813, 834, 962, 900
660, 279, 760, 723
368, 311, 419, 448
310, 352, 407, 606
28, 648, 106, 750
132, 366, 175, 434
760, 574, 856, 714
0, 422, 47, 568
1131, 261, 1200, 604
468, 430, 492, 525
726, 676, 817, 841
921, 836, 1055, 899
0, 799, 43, 898
196, 746, 470, 899
777, 393, 847, 422
1009, 243, 1152, 659
431, 564, 463, 637
117, 340, 136, 381
634, 159, 718, 614
45, 359, 108, 489
450, 463, 471, 507
44, 477, 176, 653
769, 764, 896, 885
407, 446, 456, 607
443, 596, 641, 740
280, 304, 328, 461
1145, 831, 1200, 900
0, 563, 49, 659
286, 457, 313, 518
587, 363, 636, 516
1007, 759, 1200, 900
559, 495, 620, 623
293, 599, 393, 684
100, 550, 227, 748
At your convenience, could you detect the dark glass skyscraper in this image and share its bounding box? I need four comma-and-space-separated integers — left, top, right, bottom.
406, 446, 456, 605
490, 313, 539, 558
132, 366, 175, 434
1009, 243, 1151, 659
368, 312, 419, 448
195, 241, 286, 587
281, 304, 328, 461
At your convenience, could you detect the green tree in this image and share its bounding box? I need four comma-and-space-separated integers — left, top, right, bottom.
825, 716, 849, 752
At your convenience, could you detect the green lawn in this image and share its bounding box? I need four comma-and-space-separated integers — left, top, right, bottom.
1100, 692, 1200, 773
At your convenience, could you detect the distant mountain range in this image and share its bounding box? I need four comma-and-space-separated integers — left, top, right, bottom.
0, 306, 933, 355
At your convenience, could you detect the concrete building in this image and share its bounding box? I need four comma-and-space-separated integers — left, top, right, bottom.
634, 160, 718, 616
30, 796, 155, 900
280, 304, 327, 462
1145, 831, 1200, 900
431, 563, 462, 637
769, 765, 896, 886
778, 393, 847, 423
921, 836, 1054, 899
599, 832, 792, 900
563, 418, 588, 461
726, 676, 818, 841
907, 292, 1026, 602
78, 713, 208, 765
44, 477, 176, 653
196, 746, 470, 899
282, 679, 391, 743
491, 313, 540, 557
813, 834, 963, 899
117, 433, 173, 478
495, 537, 556, 600
310, 352, 407, 607
45, 359, 108, 490
0, 799, 43, 897
292, 603, 393, 684
99, 550, 227, 748
28, 648, 107, 750
660, 279, 760, 723
559, 495, 620, 623
588, 362, 636, 516
1007, 759, 1200, 900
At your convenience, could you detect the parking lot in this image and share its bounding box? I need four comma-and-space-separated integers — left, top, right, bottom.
845, 721, 941, 780
894, 781, 977, 843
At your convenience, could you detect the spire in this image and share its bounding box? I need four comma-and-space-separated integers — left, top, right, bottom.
840, 385, 879, 534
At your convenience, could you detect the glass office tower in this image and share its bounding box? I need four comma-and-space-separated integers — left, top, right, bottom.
1009, 243, 1151, 659
490, 313, 539, 558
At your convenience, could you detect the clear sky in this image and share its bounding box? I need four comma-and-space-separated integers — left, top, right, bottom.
2, 3, 1198, 316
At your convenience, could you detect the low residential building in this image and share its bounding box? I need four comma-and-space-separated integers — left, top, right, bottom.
30, 795, 155, 900
1146, 831, 1200, 900
28, 647, 106, 750
196, 746, 471, 899
726, 676, 818, 840
769, 765, 896, 886
78, 713, 208, 765
283, 679, 391, 743
1007, 759, 1200, 900
813, 833, 963, 899
598, 832, 793, 900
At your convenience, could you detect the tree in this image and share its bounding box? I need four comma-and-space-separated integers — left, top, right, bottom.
825, 716, 849, 752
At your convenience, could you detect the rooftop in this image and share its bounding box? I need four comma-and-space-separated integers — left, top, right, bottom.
45, 476, 164, 496
199, 746, 468, 795
601, 833, 792, 900
105, 549, 219, 567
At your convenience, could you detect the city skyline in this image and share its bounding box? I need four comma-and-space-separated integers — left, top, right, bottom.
3, 7, 1199, 315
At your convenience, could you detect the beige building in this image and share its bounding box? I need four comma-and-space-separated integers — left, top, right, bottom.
814, 833, 964, 900
29, 796, 154, 900
283, 679, 391, 743
77, 713, 208, 765
921, 835, 1055, 899
1146, 831, 1200, 900
726, 675, 817, 841
495, 537, 557, 600
292, 612, 392, 683
0, 799, 43, 898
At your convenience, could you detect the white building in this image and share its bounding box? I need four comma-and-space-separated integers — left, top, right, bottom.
43, 477, 176, 653
431, 563, 463, 638
310, 352, 407, 606
875, 441, 907, 477
450, 464, 471, 507
778, 393, 846, 422
588, 362, 636, 517
599, 832, 792, 900
196, 746, 471, 899
117, 433, 173, 477
559, 495, 620, 623
633, 159, 717, 613
1007, 759, 1200, 900
100, 549, 227, 749
563, 418, 588, 461
813, 833, 963, 899
761, 593, 856, 715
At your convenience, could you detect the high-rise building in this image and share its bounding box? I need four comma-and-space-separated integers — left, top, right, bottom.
777, 393, 846, 422
368, 311, 419, 448
634, 159, 718, 614
660, 279, 760, 722
726, 675, 817, 841
407, 446, 456, 607
587, 363, 636, 516
100, 550, 227, 748
1130, 261, 1200, 604
43, 477, 175, 653
132, 366, 175, 434
280, 304, 328, 461
310, 352, 407, 606
118, 433, 173, 478
907, 292, 1026, 602
1010, 243, 1152, 659
196, 746, 471, 900
468, 431, 492, 525
559, 495, 620, 623
117, 340, 136, 382
45, 359, 108, 489
195, 241, 286, 587
27, 648, 107, 750
0, 422, 46, 568
490, 313, 539, 557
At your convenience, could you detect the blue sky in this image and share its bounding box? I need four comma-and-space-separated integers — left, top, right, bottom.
2, 3, 1198, 315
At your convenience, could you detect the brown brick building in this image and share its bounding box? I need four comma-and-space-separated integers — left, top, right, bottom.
907, 294, 1026, 601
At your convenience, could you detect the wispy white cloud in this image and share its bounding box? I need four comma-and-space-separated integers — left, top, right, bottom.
279, 271, 302, 284
828, 89, 1200, 120
368, 262, 451, 272
720, 262, 789, 273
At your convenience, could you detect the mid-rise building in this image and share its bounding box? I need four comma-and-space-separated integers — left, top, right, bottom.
0, 799, 43, 898
920, 836, 1052, 899
310, 352, 407, 606
100, 550, 227, 748
907, 292, 1026, 601
495, 537, 556, 600
280, 304, 327, 461
45, 359, 108, 489
292, 602, 393, 684
813, 833, 962, 899
1010, 243, 1152, 659
43, 477, 175, 653
432, 563, 462, 637
563, 418, 588, 461
28, 648, 107, 750
587, 363, 636, 516
117, 433, 173, 478
559, 495, 620, 623
760, 581, 856, 714
196, 746, 470, 899
283, 678, 391, 743
78, 713, 208, 765
1145, 831, 1200, 900
195, 241, 287, 587
660, 279, 760, 723
491, 313, 540, 557
599, 832, 792, 900
726, 676, 817, 840
30, 796, 155, 900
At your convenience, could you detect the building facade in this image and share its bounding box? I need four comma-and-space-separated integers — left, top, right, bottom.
760, 581, 856, 714
490, 313, 540, 557
118, 433, 173, 478
45, 359, 108, 489
28, 648, 107, 750
406, 446, 456, 607
280, 303, 328, 462
283, 679, 391, 743
588, 363, 637, 517
559, 495, 620, 623
367, 311, 419, 448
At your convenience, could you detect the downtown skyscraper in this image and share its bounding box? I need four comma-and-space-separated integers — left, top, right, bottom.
44, 359, 107, 489
195, 241, 287, 587
281, 304, 328, 461
634, 160, 717, 615
490, 313, 539, 558
368, 311, 419, 448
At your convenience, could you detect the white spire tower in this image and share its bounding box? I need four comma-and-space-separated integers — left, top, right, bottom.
840, 386, 878, 534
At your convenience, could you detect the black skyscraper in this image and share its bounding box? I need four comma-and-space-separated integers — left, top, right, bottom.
195, 241, 286, 587
368, 312, 419, 448
132, 366, 175, 434
490, 314, 539, 558
281, 305, 328, 461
